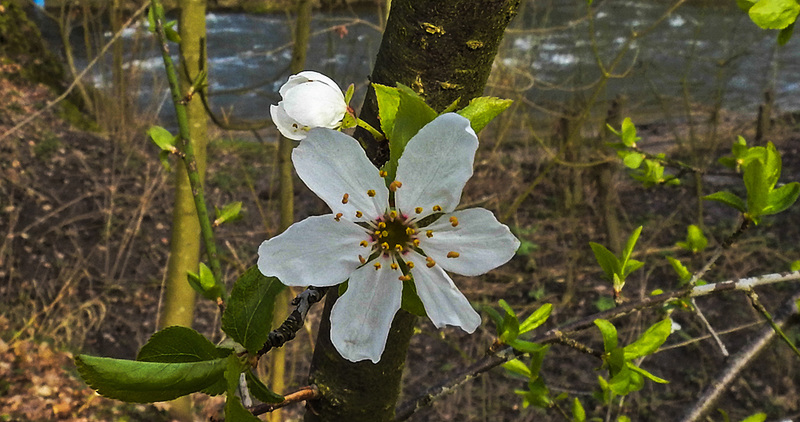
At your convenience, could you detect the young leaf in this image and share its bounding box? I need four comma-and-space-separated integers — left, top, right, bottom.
590, 242, 619, 281
503, 358, 532, 378
622, 151, 645, 169
457, 96, 513, 134
519, 303, 553, 334
620, 118, 639, 147
147, 125, 177, 153
677, 224, 708, 253
626, 362, 668, 384
778, 21, 795, 44
221, 266, 286, 353
594, 319, 618, 353
704, 191, 746, 213
666, 256, 692, 285
507, 339, 547, 354
607, 363, 644, 395
739, 413, 767, 422
214, 201, 243, 226
764, 182, 800, 215
373, 83, 401, 137
743, 159, 769, 222
620, 226, 643, 269
748, 0, 800, 29
572, 397, 586, 422
385, 84, 438, 181
623, 318, 672, 360
245, 370, 284, 404
137, 326, 230, 363
187, 263, 225, 302
74, 355, 227, 403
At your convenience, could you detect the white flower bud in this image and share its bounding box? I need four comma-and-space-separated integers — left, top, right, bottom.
270, 71, 347, 140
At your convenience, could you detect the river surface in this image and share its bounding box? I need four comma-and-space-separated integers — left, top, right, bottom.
58, 1, 800, 125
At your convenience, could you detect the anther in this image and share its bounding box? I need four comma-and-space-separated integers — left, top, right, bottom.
355, 211, 363, 218
378, 222, 386, 229
415, 207, 423, 214
395, 245, 403, 252
426, 230, 434, 238
433, 205, 442, 212
406, 227, 416, 235
390, 263, 399, 270
407, 261, 415, 269
447, 251, 460, 258
398, 275, 412, 281
413, 239, 420, 246
374, 262, 382, 270
379, 170, 388, 177
449, 216, 459, 227
334, 213, 343, 221
360, 240, 369, 247
342, 193, 349, 204
389, 210, 398, 220
381, 242, 389, 250
389, 181, 402, 192
381, 230, 389, 238
359, 255, 366, 264
426, 257, 436, 268
367, 189, 376, 197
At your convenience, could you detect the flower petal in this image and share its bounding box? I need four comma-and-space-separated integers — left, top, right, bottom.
405, 252, 481, 332
293, 128, 389, 221
270, 103, 306, 140
395, 113, 478, 218
419, 208, 519, 276
330, 255, 403, 363
282, 82, 346, 129
258, 215, 368, 287
280, 71, 343, 99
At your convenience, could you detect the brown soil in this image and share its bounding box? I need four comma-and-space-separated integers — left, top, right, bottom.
2, 63, 800, 422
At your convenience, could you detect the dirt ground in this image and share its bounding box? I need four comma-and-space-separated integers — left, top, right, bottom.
2, 60, 800, 421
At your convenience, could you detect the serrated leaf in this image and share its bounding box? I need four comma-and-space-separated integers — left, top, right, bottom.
74, 354, 227, 403
624, 319, 672, 360
590, 242, 619, 280
221, 266, 285, 353
385, 84, 438, 181
457, 96, 513, 134
373, 83, 401, 137
704, 191, 747, 213
749, 0, 800, 29
245, 370, 284, 404
765, 182, 800, 215
519, 303, 553, 334
594, 319, 618, 353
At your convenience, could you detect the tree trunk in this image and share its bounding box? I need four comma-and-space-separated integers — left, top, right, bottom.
157, 0, 207, 421
304, 1, 520, 421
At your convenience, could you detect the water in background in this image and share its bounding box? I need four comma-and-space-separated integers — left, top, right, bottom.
62, 2, 800, 127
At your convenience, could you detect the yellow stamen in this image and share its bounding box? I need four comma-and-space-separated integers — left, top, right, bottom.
360, 240, 369, 247
359, 255, 366, 264
355, 211, 363, 218
447, 251, 460, 258
334, 213, 343, 221
381, 230, 389, 238
407, 261, 415, 269
426, 230, 434, 238
379, 170, 388, 177
413, 239, 420, 247
390, 263, 399, 270
398, 275, 412, 281
415, 207, 423, 214
449, 216, 459, 227
378, 222, 386, 229
389, 210, 398, 220
374, 262, 382, 270
395, 245, 404, 252
342, 193, 349, 204
367, 189, 376, 197
381, 242, 389, 250
406, 227, 416, 235
389, 180, 402, 192
426, 257, 436, 268
433, 205, 442, 212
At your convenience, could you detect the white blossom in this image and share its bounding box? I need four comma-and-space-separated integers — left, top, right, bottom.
258, 113, 520, 363
270, 71, 348, 140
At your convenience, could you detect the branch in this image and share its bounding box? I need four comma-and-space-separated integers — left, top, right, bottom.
258, 286, 327, 356
249, 385, 321, 416
679, 290, 800, 422
394, 271, 800, 421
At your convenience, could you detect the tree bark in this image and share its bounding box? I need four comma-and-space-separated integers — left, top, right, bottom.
304, 1, 520, 421
157, 1, 207, 420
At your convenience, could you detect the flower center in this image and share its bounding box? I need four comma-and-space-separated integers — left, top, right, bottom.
373, 212, 417, 255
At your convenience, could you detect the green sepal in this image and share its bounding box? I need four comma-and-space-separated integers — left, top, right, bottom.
74, 354, 228, 403
456, 96, 513, 134
704, 191, 746, 213
221, 266, 286, 353
245, 370, 284, 404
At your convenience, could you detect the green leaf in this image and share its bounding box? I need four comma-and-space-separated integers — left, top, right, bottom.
590, 242, 619, 280
344, 83, 355, 105
737, 0, 757, 11
457, 96, 513, 134
739, 413, 767, 422
703, 191, 746, 213
221, 266, 285, 353
594, 319, 618, 353
666, 256, 692, 285
626, 362, 668, 384
137, 326, 229, 363
623, 319, 672, 360
744, 158, 769, 219
622, 152, 645, 169
507, 339, 547, 354
385, 84, 438, 181
620, 118, 639, 147
245, 370, 284, 404
778, 21, 795, 44
74, 354, 227, 403
187, 262, 224, 302
791, 260, 800, 271
482, 305, 504, 329
147, 125, 177, 153
678, 224, 708, 253
215, 202, 243, 226
503, 358, 531, 378
621, 226, 643, 267
373, 83, 401, 137
224, 355, 260, 422
164, 25, 181, 43
607, 363, 644, 395
764, 182, 800, 215
572, 397, 586, 422
498, 299, 520, 343
749, 0, 800, 29
519, 303, 553, 334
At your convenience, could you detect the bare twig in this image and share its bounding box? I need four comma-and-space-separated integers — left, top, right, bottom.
258, 286, 327, 356
249, 385, 321, 416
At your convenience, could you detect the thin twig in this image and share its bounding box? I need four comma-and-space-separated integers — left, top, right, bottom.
258, 287, 328, 356
249, 385, 321, 416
